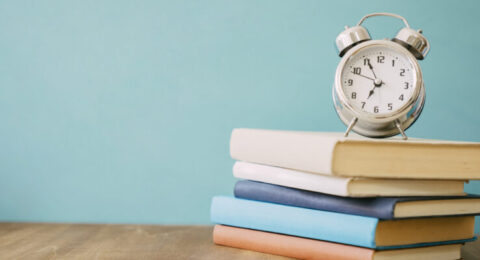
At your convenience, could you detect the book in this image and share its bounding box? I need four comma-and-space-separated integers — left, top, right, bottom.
214, 225, 464, 260
210, 196, 475, 249
233, 162, 466, 197
234, 180, 480, 219
230, 128, 480, 179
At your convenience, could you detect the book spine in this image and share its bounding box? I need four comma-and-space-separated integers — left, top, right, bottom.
233, 161, 351, 196
230, 128, 339, 174
211, 196, 378, 248
213, 225, 374, 260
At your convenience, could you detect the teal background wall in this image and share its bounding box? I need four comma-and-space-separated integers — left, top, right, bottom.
1, 0, 479, 232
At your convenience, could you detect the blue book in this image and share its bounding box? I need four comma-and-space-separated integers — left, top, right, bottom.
210, 196, 476, 249
234, 180, 480, 219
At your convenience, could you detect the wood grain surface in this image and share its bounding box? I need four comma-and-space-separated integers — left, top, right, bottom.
0, 223, 477, 260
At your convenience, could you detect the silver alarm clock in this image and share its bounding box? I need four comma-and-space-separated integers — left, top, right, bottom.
333, 13, 429, 139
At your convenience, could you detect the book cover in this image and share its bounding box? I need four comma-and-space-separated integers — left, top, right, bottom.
230, 128, 480, 179
213, 225, 463, 260
210, 196, 475, 249
233, 161, 466, 197
234, 180, 480, 219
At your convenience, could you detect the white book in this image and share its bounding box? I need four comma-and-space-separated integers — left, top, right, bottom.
233, 161, 466, 197
230, 128, 480, 180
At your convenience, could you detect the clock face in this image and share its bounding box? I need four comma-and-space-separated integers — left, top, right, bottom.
340, 45, 417, 116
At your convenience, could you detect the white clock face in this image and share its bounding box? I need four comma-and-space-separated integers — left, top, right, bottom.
340, 45, 416, 116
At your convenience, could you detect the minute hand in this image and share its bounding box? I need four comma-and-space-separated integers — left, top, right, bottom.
367, 60, 377, 79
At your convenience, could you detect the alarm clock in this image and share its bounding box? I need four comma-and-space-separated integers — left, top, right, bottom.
332, 13, 429, 139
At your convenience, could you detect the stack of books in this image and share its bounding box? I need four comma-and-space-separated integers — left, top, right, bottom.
210, 128, 480, 260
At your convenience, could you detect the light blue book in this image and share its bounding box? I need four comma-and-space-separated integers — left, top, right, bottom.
210, 196, 476, 250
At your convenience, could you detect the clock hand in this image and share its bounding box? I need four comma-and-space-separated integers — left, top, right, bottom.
367, 60, 377, 79
367, 88, 375, 99
367, 80, 385, 99
355, 73, 375, 81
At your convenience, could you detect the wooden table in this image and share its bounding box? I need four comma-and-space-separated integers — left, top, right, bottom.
0, 223, 478, 259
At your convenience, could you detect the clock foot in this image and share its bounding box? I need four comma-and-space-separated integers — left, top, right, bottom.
395, 120, 408, 140
344, 117, 358, 137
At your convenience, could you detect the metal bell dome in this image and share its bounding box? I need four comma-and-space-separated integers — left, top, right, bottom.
393, 27, 430, 60
335, 26, 371, 57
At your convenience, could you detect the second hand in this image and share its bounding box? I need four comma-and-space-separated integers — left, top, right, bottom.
355, 73, 375, 81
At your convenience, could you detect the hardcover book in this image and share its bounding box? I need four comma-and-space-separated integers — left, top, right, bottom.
230, 128, 480, 179
234, 180, 480, 219
233, 162, 466, 197
214, 225, 464, 260
210, 196, 475, 249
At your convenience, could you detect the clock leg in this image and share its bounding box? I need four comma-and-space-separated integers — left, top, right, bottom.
344, 117, 358, 137
395, 120, 408, 140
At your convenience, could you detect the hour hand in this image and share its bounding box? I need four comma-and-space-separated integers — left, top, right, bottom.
367, 89, 375, 99
367, 81, 384, 99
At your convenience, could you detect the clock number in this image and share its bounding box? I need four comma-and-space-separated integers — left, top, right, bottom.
388, 103, 393, 110
400, 69, 405, 76
361, 102, 366, 109
348, 79, 353, 86
404, 82, 409, 89
377, 56, 385, 63
399, 94, 404, 101
363, 58, 370, 66
392, 60, 395, 67
374, 106, 379, 113
353, 67, 361, 75
351, 92, 357, 99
